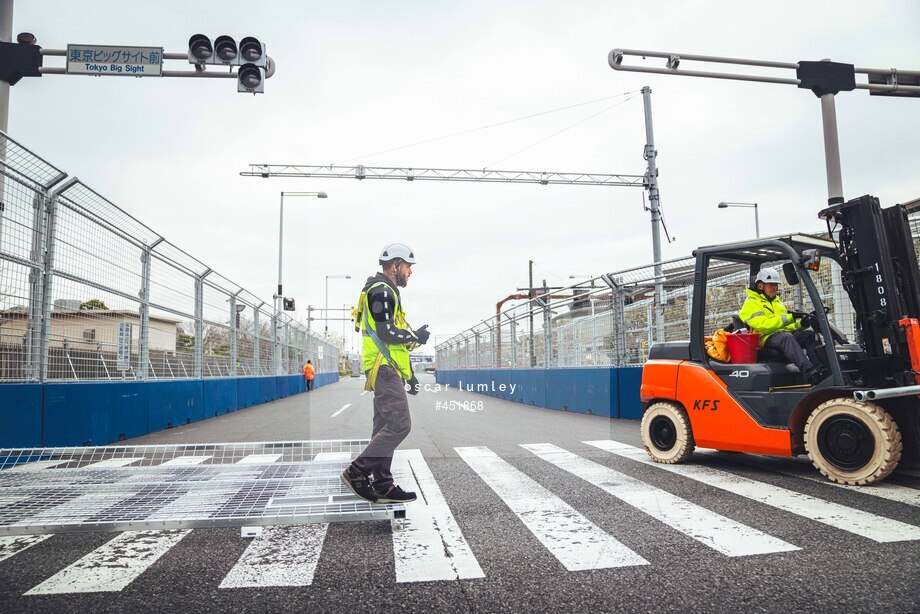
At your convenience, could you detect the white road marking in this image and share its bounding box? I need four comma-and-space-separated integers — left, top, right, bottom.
701, 451, 920, 508
219, 450, 350, 588
25, 530, 189, 594
521, 443, 798, 557
330, 403, 352, 418
585, 440, 920, 543
313, 452, 352, 463
83, 458, 145, 468
455, 446, 647, 571
0, 535, 52, 564
392, 449, 484, 582
219, 525, 328, 589
161, 456, 212, 466
9, 460, 71, 471
237, 454, 283, 465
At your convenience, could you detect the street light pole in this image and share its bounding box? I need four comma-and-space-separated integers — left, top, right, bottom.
718, 201, 760, 238
569, 274, 597, 288
324, 274, 352, 335
275, 191, 327, 373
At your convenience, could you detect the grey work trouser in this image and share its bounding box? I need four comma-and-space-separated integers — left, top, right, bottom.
351, 365, 411, 489
764, 329, 819, 376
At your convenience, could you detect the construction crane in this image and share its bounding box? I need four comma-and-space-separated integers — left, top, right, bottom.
240, 87, 671, 342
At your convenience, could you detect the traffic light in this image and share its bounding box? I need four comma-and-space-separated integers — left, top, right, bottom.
0, 39, 43, 85
283, 298, 295, 311
187, 34, 213, 64
237, 36, 265, 94
187, 34, 266, 93
237, 63, 263, 94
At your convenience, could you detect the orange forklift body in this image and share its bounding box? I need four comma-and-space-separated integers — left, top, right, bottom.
642, 360, 794, 457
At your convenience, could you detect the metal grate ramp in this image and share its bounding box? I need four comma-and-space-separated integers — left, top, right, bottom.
0, 440, 406, 535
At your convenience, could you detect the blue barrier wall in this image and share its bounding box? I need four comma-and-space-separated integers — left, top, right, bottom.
0, 383, 43, 447
436, 368, 642, 419
1, 373, 339, 448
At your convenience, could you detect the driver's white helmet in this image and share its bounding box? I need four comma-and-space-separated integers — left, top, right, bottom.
755, 267, 782, 284
378, 242, 416, 265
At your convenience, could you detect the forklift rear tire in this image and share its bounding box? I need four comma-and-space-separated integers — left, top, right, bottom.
804, 398, 902, 485
641, 402, 695, 464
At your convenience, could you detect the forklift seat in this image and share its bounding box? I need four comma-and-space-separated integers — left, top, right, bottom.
729, 314, 787, 363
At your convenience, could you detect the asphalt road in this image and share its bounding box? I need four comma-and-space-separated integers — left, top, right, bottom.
2, 374, 919, 613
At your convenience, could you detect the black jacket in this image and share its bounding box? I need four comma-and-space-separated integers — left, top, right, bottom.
362, 273, 418, 345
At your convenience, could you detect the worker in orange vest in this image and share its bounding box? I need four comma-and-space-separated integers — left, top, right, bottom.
303, 360, 316, 391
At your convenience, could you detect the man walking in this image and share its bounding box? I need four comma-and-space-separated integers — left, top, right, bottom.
303, 360, 315, 391
341, 242, 430, 504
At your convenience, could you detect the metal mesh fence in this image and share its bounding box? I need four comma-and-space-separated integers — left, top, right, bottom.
436, 230, 896, 369
0, 131, 338, 382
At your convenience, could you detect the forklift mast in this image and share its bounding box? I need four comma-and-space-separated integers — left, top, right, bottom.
820, 194, 920, 387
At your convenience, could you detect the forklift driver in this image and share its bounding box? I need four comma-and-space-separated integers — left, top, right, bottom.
739, 267, 829, 385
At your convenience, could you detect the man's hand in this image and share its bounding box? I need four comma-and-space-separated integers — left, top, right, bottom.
790, 310, 808, 320
414, 325, 431, 345
801, 313, 818, 329
406, 375, 420, 396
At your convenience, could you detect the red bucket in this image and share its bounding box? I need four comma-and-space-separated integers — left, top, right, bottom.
725, 333, 761, 364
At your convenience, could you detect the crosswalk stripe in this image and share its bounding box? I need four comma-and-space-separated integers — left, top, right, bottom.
219, 525, 328, 589
0, 535, 52, 564
161, 456, 212, 466
25, 530, 189, 594
219, 450, 337, 588
699, 452, 920, 508
455, 446, 647, 571
83, 458, 145, 468
788, 472, 920, 507
392, 449, 484, 582
9, 460, 70, 472
237, 454, 283, 465
521, 443, 798, 557
585, 440, 920, 543
312, 452, 352, 463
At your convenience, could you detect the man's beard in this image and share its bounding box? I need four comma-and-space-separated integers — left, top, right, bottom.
396, 272, 408, 287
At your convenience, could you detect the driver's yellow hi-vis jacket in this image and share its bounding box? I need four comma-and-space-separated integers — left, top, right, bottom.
738, 288, 802, 346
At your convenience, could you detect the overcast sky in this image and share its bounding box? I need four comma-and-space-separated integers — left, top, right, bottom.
9, 0, 920, 353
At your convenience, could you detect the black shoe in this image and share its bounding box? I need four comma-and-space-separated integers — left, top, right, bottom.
808, 368, 831, 385
374, 484, 417, 503
341, 466, 378, 503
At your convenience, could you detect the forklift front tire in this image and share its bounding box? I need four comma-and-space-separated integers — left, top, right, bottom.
804, 398, 902, 485
641, 402, 695, 464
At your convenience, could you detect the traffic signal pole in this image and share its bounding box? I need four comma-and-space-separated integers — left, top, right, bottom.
0, 0, 12, 133
819, 85, 844, 205
609, 48, 920, 207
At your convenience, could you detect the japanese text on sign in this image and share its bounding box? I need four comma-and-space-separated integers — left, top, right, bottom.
117, 322, 132, 371
66, 45, 164, 77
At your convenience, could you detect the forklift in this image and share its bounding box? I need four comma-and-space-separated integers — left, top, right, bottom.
640, 194, 920, 484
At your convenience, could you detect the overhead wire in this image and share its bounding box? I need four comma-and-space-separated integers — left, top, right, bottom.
483, 93, 641, 169
334, 91, 636, 164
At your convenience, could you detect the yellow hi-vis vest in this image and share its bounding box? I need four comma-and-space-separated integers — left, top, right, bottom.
358, 281, 414, 381
738, 288, 802, 346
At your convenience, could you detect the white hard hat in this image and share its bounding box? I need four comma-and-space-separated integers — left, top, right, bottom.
755, 267, 782, 284
379, 242, 416, 265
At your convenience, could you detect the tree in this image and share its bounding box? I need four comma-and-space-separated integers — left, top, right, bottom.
176, 332, 195, 352
80, 298, 108, 310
